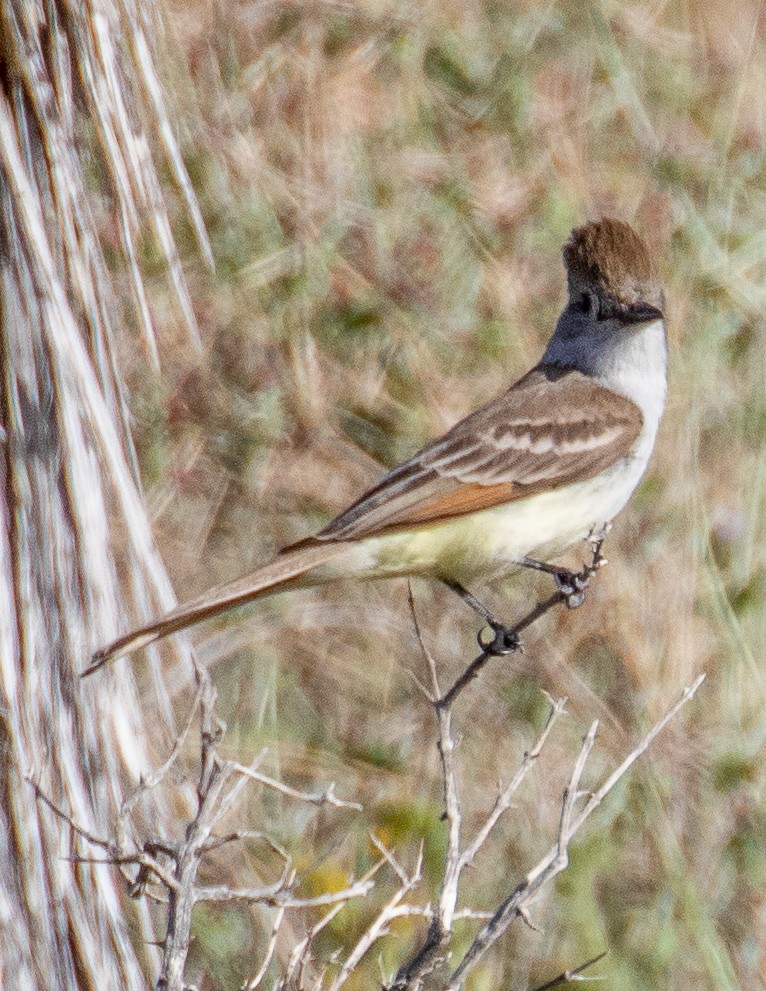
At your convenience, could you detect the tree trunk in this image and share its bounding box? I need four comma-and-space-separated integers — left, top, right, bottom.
0, 1, 206, 987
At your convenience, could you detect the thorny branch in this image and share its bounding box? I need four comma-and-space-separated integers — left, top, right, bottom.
29, 662, 373, 991
31, 559, 705, 991
390, 581, 706, 991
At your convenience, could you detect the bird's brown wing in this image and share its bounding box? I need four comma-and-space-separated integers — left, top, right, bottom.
88, 366, 644, 670
309, 365, 643, 542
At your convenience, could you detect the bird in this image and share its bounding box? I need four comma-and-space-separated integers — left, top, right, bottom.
87, 218, 666, 675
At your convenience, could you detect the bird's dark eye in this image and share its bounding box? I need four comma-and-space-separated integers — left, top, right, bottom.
577, 292, 601, 319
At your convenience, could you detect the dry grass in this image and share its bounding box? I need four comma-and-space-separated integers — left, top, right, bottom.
115, 0, 766, 987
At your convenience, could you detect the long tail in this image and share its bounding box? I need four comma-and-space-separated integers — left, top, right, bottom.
84, 542, 345, 676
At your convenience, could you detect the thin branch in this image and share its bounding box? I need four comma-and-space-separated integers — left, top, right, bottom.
242, 898, 289, 991
36, 657, 376, 991
458, 696, 567, 871
201, 830, 289, 857
568, 674, 706, 837
120, 675, 205, 821
395, 592, 570, 991
530, 951, 608, 991
443, 675, 706, 991
327, 852, 424, 991
195, 879, 376, 908
27, 775, 117, 853
369, 834, 414, 888
28, 776, 183, 893
232, 763, 362, 811
387, 589, 464, 991
283, 857, 390, 990
410, 587, 459, 926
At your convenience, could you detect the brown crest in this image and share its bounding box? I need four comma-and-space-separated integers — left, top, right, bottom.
563, 218, 661, 308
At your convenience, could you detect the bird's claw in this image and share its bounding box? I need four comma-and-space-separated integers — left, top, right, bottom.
554, 569, 590, 609
553, 530, 610, 608
587, 521, 612, 545
478, 623, 522, 656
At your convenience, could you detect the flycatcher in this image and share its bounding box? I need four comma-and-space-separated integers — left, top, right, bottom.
89, 218, 666, 672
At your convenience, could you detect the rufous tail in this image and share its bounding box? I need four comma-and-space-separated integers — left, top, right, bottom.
84, 542, 343, 676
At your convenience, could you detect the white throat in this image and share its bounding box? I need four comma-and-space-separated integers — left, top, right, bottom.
543, 318, 667, 427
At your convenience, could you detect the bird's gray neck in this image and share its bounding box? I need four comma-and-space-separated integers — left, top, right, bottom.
542, 318, 667, 424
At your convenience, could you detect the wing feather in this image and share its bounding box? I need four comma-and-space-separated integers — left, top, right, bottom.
311, 365, 643, 542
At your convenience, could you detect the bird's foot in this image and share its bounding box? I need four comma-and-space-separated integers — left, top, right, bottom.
441, 580, 523, 656
477, 622, 523, 656
552, 568, 590, 609
520, 530, 609, 610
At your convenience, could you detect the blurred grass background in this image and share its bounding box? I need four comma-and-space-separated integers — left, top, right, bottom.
123, 0, 766, 987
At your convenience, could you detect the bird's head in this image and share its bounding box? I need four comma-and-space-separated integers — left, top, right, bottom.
563, 217, 664, 325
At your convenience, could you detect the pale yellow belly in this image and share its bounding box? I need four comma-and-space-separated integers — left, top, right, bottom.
310, 455, 647, 586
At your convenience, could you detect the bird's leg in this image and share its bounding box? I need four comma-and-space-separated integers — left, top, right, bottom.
442, 580, 521, 656
441, 580, 495, 624
518, 556, 589, 607
437, 539, 612, 706
438, 535, 609, 705
437, 583, 565, 707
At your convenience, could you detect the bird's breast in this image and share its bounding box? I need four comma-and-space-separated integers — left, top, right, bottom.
334, 443, 654, 585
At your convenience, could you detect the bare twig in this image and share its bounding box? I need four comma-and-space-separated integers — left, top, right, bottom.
568, 674, 706, 837
443, 675, 706, 991
392, 583, 705, 991
27, 777, 180, 894
530, 951, 608, 990
392, 593, 570, 991
459, 695, 567, 870
120, 675, 205, 822
389, 589, 464, 989
370, 834, 415, 888
327, 852, 424, 991
280, 855, 395, 991
32, 659, 371, 991
196, 881, 376, 908
242, 897, 290, 991
232, 763, 363, 811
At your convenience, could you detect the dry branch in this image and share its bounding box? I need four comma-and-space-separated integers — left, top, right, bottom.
530, 951, 608, 991
387, 586, 706, 991
32, 663, 375, 991
441, 676, 706, 991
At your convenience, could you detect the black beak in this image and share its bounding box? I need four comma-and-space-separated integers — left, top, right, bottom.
624, 302, 664, 324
